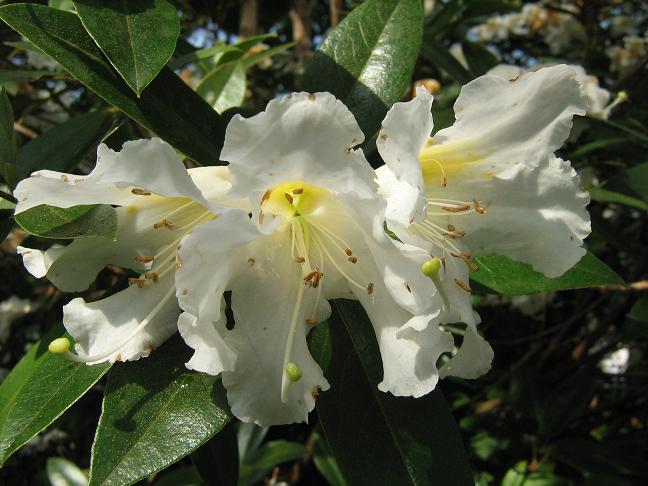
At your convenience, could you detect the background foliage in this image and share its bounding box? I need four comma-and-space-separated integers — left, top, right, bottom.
0, 0, 646, 485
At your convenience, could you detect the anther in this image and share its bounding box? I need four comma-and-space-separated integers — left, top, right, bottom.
450, 251, 472, 260
285, 362, 303, 382
295, 256, 305, 263
348, 256, 357, 264
454, 278, 472, 292
49, 337, 71, 354
292, 187, 304, 194
131, 187, 151, 196
445, 230, 466, 238
248, 257, 255, 266
61, 175, 69, 183
285, 193, 294, 204
421, 258, 442, 278
345, 248, 353, 256
128, 277, 145, 288
306, 316, 318, 326
465, 259, 480, 272
134, 255, 154, 263
144, 271, 159, 282
442, 204, 471, 213
441, 176, 447, 188
472, 197, 486, 214
304, 270, 323, 288
367, 283, 374, 295
154, 219, 176, 230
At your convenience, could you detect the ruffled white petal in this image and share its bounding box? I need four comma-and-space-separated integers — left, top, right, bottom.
63, 272, 179, 364
14, 138, 212, 214
376, 87, 432, 225
188, 166, 251, 212
224, 230, 330, 426
221, 92, 377, 208
433, 64, 588, 171
439, 326, 494, 380
175, 211, 260, 376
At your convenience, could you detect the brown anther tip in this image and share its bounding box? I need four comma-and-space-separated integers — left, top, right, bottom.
348, 256, 358, 264
284, 192, 294, 204
153, 219, 167, 229
450, 251, 471, 260
441, 176, 447, 188
367, 283, 374, 295
61, 175, 69, 183
472, 197, 486, 214
445, 230, 466, 238
404, 282, 411, 292
295, 256, 305, 263
442, 204, 471, 213
466, 259, 480, 272
128, 278, 145, 288
306, 317, 318, 326
131, 187, 151, 196
259, 211, 265, 225
164, 220, 177, 229
447, 224, 456, 231
261, 188, 272, 205
304, 270, 323, 288
144, 272, 159, 282
380, 133, 388, 140
345, 248, 353, 256
182, 288, 188, 295
292, 187, 304, 194
453, 278, 471, 293
248, 257, 256, 266
134, 255, 154, 263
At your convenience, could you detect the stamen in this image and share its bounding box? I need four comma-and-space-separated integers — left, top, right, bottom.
285, 193, 294, 204
128, 277, 145, 288
345, 248, 353, 256
421, 156, 448, 188
153, 218, 177, 230
248, 257, 255, 266
367, 283, 374, 295
144, 271, 159, 282
292, 187, 304, 194
454, 278, 472, 292
442, 204, 470, 213
52, 284, 176, 364
306, 316, 318, 326
465, 259, 480, 271
304, 270, 323, 288
445, 230, 465, 238
311, 231, 367, 293
450, 251, 471, 260
472, 197, 486, 214
295, 256, 305, 263
348, 256, 357, 264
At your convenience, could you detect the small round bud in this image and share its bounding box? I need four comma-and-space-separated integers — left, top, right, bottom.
617, 91, 628, 102
285, 362, 303, 382
421, 258, 442, 278
49, 337, 71, 354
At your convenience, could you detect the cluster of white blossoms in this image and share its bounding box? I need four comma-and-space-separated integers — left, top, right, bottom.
14, 65, 591, 426
606, 33, 648, 75
469, 3, 585, 55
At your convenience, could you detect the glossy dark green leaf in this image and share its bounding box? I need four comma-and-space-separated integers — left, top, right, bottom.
303, 0, 423, 138
426, 0, 466, 36
16, 108, 124, 178
588, 186, 648, 211
196, 62, 246, 114
462, 41, 499, 77
89, 335, 231, 486
0, 69, 56, 84
470, 252, 624, 296
421, 38, 472, 84
74, 0, 180, 95
312, 431, 348, 486
0, 4, 226, 165
0, 325, 110, 466
15, 204, 117, 239
0, 87, 16, 182
309, 300, 473, 486
191, 420, 239, 486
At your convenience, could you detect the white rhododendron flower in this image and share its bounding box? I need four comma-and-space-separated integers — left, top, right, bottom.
375, 65, 591, 379
175, 92, 449, 426
14, 138, 242, 364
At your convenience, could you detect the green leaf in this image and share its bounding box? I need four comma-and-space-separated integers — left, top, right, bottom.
0, 69, 57, 84
426, 0, 466, 36
303, 0, 423, 138
16, 108, 124, 178
312, 431, 348, 486
588, 186, 648, 211
0, 198, 15, 211
309, 300, 473, 486
196, 62, 246, 114
49, 0, 76, 12
462, 40, 499, 77
0, 325, 110, 466
421, 37, 472, 83
604, 162, 648, 205
627, 297, 648, 322
154, 466, 204, 486
191, 420, 239, 486
470, 252, 624, 296
47, 457, 89, 486
15, 204, 118, 239
239, 43, 294, 70
0, 4, 226, 165
0, 87, 16, 182
73, 0, 180, 96
89, 335, 231, 486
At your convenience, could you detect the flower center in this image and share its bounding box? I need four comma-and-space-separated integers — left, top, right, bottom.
260, 180, 330, 222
